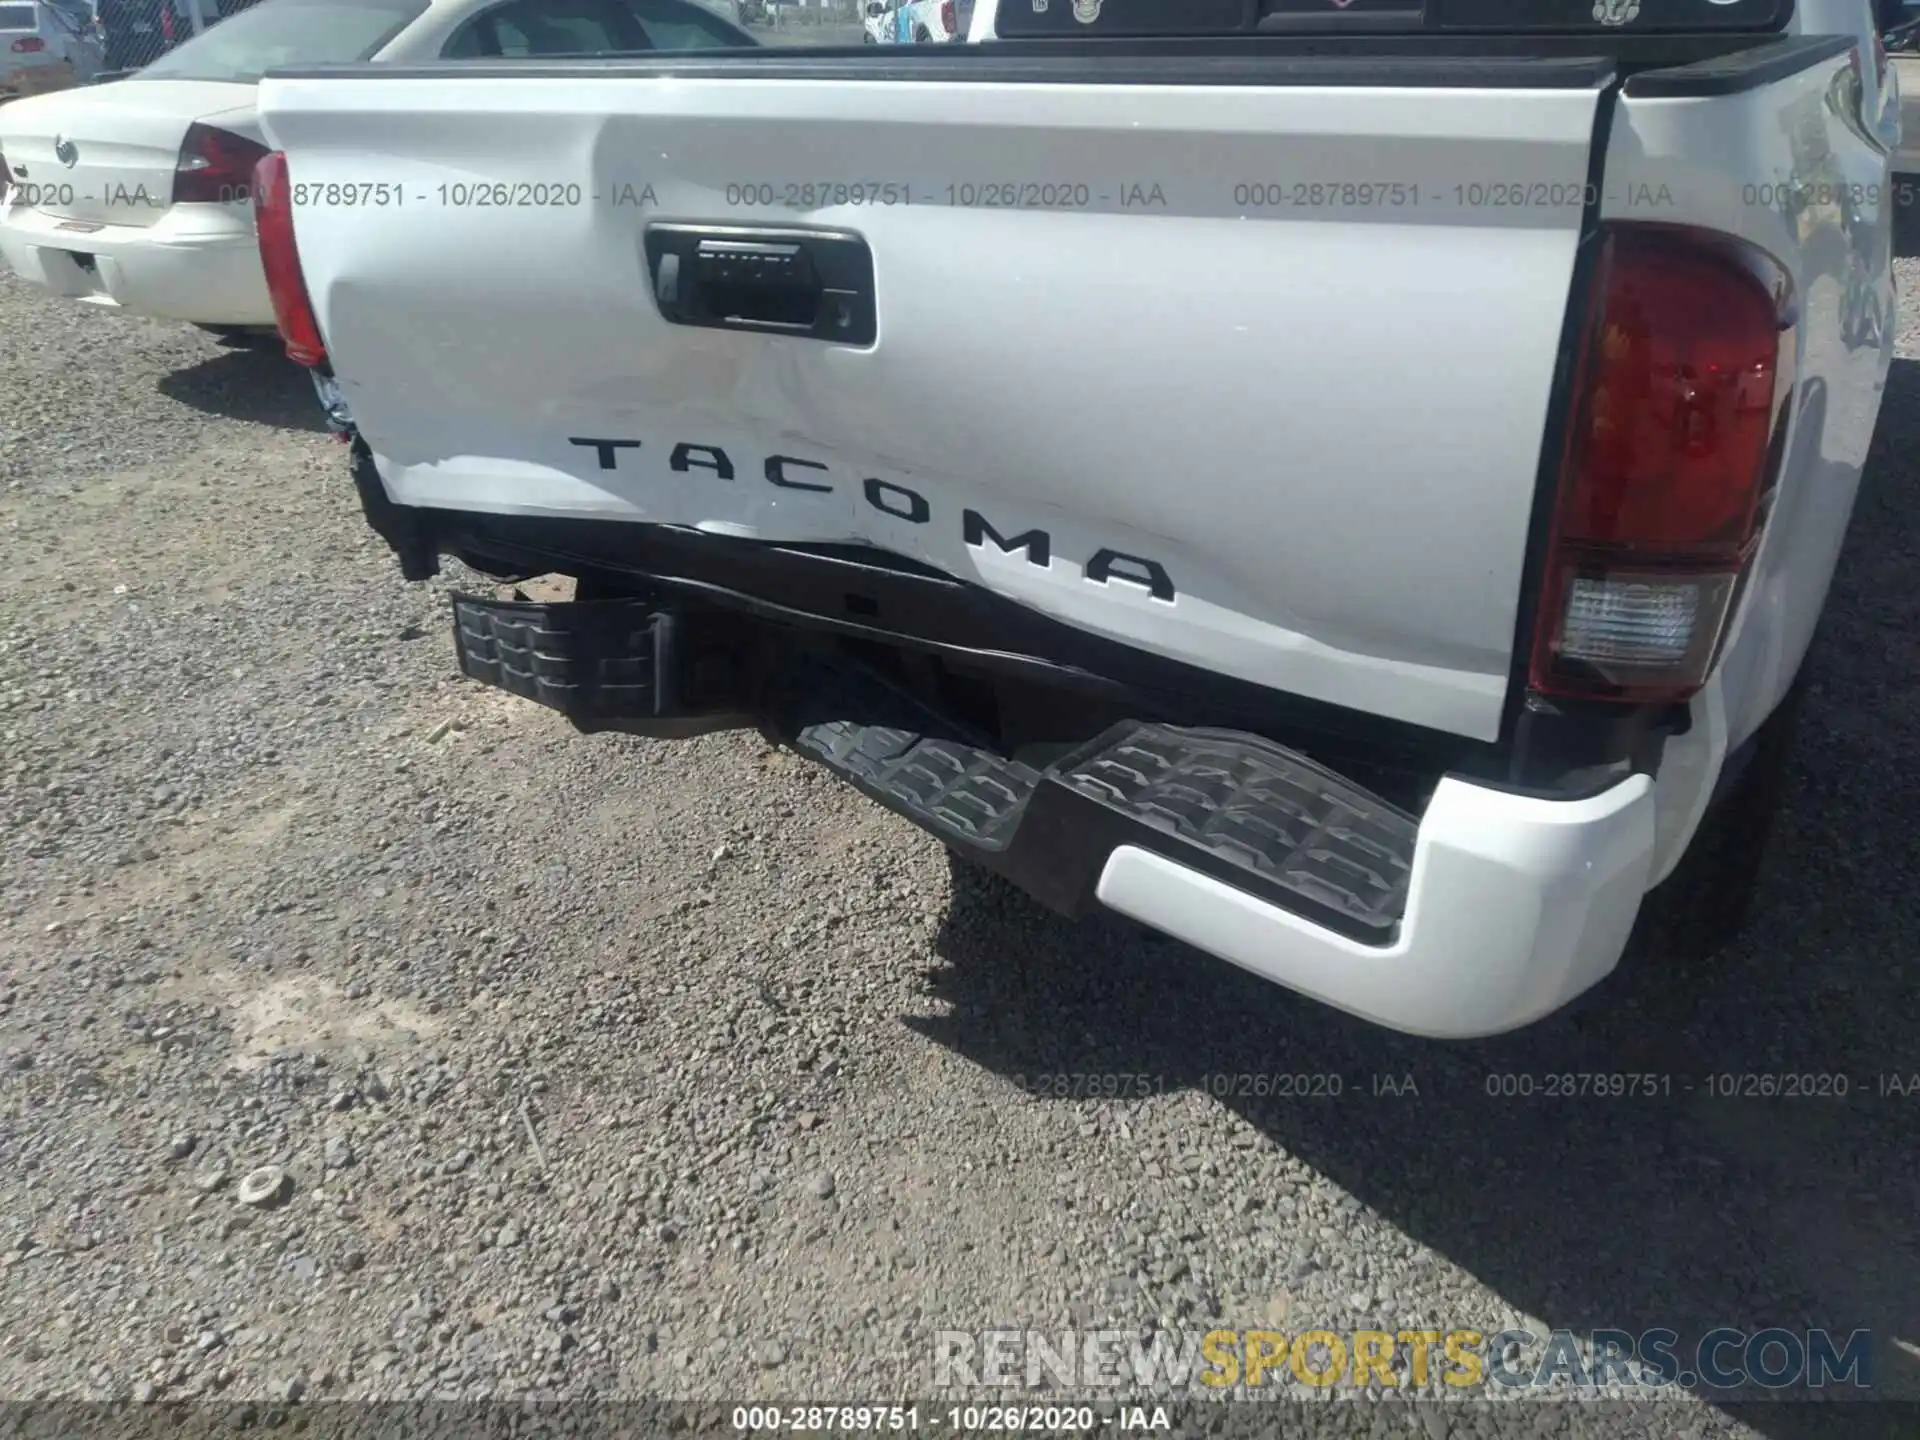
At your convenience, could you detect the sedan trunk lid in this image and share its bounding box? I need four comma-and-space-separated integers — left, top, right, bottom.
0, 79, 254, 227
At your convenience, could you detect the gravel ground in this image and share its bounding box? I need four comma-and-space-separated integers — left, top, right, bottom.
1, 255, 1917, 1440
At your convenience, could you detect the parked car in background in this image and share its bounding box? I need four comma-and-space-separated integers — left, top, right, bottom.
860, 0, 953, 43
94, 0, 187, 72
0, 0, 103, 101
0, 0, 755, 332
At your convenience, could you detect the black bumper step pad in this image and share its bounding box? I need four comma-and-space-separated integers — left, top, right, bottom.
797, 723, 1042, 851
798, 713, 1416, 944
786, 643, 1042, 852
1052, 725, 1417, 937
451, 595, 679, 726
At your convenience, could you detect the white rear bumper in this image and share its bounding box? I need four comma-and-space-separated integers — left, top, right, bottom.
0, 200, 273, 326
1096, 773, 1657, 1039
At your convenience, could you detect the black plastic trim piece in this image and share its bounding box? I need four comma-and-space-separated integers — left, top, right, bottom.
349, 438, 438, 582
1622, 33, 1855, 98
452, 595, 697, 722
1489, 74, 1617, 780
1459, 694, 1682, 802
643, 223, 876, 346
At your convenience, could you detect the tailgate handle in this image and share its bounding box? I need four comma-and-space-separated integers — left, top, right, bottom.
644, 224, 876, 345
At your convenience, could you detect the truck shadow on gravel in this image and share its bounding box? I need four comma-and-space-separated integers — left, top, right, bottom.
911, 362, 1920, 1439
157, 344, 329, 434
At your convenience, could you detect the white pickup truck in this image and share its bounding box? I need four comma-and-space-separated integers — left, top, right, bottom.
250, 0, 1898, 1039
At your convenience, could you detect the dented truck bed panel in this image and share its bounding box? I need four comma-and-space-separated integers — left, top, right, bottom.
257, 73, 1611, 742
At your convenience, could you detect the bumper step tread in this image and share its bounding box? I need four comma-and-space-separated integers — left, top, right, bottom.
452, 595, 669, 723
796, 721, 1042, 850
1055, 725, 1416, 934
799, 711, 1417, 942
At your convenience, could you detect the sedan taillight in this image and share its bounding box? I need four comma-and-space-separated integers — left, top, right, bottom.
174, 122, 270, 205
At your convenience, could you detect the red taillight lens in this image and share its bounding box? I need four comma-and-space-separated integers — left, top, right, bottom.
174, 122, 271, 205
11, 35, 45, 51
251, 150, 328, 368
1531, 226, 1792, 704
941, 0, 955, 30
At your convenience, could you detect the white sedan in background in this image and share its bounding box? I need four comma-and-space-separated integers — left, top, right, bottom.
0, 0, 755, 333
1, 0, 104, 100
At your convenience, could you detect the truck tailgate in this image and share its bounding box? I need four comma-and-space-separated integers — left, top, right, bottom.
258, 57, 1613, 741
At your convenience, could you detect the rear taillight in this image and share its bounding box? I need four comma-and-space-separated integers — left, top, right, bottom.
1530, 225, 1793, 704
173, 122, 270, 205
251, 150, 327, 368
941, 0, 955, 31
10, 35, 45, 51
